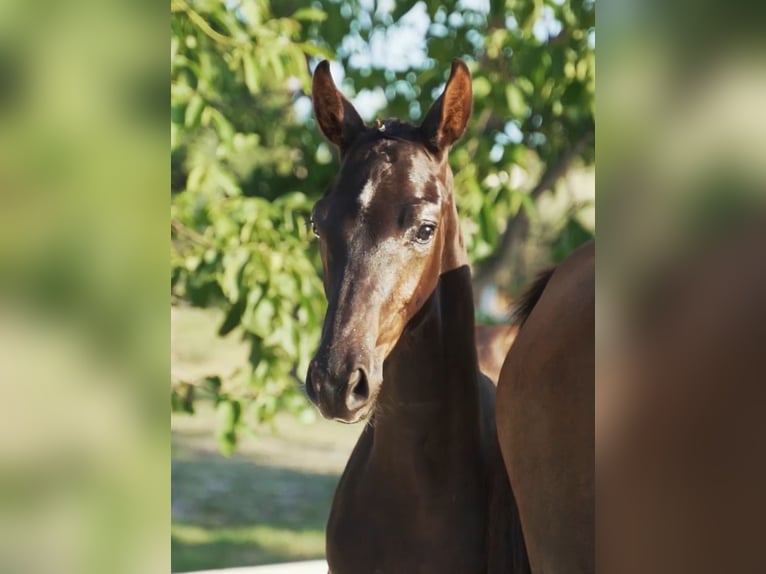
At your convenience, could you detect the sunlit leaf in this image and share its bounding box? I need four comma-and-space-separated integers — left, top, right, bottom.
184, 93, 204, 128
292, 7, 327, 22
242, 49, 260, 94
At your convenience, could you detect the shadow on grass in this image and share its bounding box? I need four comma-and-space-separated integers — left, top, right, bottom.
172, 446, 341, 572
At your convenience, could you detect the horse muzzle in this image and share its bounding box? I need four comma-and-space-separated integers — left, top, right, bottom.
305, 359, 377, 423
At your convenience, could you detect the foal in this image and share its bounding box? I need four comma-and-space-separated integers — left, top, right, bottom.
305, 60, 528, 574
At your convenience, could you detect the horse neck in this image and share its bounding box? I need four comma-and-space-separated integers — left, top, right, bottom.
373, 218, 483, 456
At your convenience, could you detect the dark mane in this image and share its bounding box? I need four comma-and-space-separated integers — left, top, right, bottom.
349, 119, 427, 149
512, 268, 555, 326
377, 118, 416, 134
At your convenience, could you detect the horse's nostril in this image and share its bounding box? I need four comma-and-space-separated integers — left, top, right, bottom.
305, 362, 320, 404
346, 368, 369, 410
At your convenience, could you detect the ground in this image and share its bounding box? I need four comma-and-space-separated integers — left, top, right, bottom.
172, 307, 360, 572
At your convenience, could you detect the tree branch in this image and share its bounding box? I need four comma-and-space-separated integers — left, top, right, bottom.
171, 218, 216, 249
473, 131, 593, 292
172, 0, 245, 47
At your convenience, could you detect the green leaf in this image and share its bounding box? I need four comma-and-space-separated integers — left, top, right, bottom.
171, 383, 195, 414
220, 248, 249, 301
184, 93, 204, 128
204, 376, 222, 395
480, 202, 498, 245
505, 84, 527, 118
202, 107, 235, 144
218, 296, 246, 336
250, 298, 275, 337
473, 77, 492, 99
242, 49, 260, 94
216, 399, 242, 456
292, 7, 327, 22
171, 389, 184, 412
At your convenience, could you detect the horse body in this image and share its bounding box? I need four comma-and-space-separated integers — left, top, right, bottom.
307, 60, 527, 574
496, 240, 595, 574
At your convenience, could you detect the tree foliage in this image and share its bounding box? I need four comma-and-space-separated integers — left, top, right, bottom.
170, 0, 595, 452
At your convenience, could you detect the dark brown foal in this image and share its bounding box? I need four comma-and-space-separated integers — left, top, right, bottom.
496, 240, 595, 574
305, 59, 529, 574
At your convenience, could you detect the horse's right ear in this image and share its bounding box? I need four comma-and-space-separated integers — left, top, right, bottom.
312, 61, 364, 151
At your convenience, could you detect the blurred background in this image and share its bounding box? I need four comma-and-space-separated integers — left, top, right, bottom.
597, 1, 766, 573
6, 0, 762, 571
170, 0, 594, 570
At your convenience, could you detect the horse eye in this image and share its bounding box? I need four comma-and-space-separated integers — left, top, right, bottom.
310, 216, 320, 238
414, 223, 436, 244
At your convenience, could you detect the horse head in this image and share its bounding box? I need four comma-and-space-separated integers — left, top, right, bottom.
305, 59, 473, 422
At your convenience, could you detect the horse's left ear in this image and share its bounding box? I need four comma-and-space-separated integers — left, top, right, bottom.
420, 59, 473, 152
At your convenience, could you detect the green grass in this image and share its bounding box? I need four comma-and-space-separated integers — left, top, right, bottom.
172, 307, 361, 572
172, 523, 325, 570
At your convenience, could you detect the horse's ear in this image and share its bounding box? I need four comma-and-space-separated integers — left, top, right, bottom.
312, 60, 364, 151
420, 59, 473, 152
